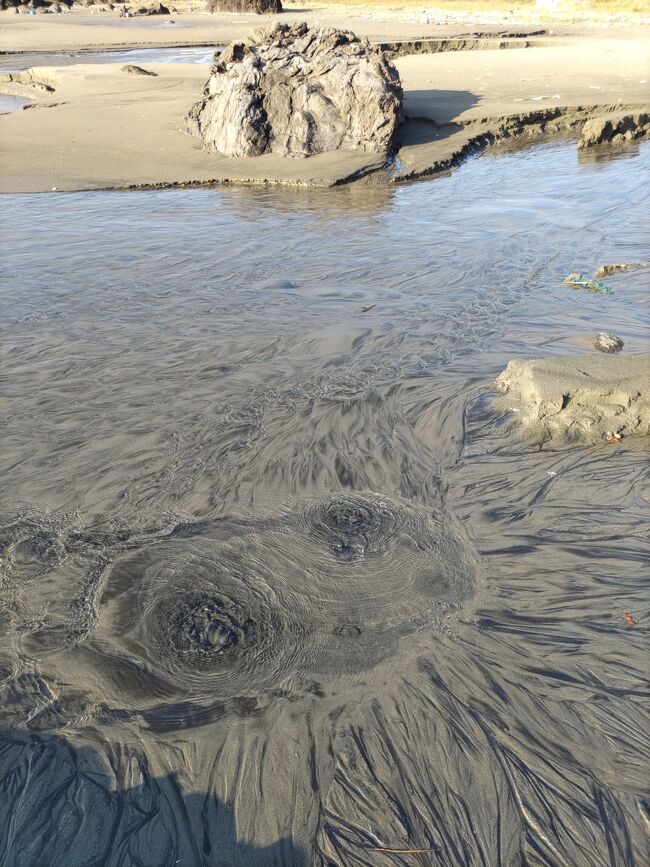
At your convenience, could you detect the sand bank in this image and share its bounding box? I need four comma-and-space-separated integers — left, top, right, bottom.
0, 63, 388, 191
394, 36, 649, 179
495, 354, 650, 444
0, 21, 648, 191
0, 5, 619, 56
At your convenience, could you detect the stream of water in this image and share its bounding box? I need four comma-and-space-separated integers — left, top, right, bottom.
0, 44, 215, 73
0, 142, 648, 866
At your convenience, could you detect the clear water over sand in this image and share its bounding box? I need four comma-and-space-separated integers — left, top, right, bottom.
0, 142, 648, 865
0, 44, 215, 72
0, 93, 29, 112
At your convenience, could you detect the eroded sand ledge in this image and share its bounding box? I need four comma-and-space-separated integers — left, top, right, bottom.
1, 25, 649, 191
495, 355, 650, 444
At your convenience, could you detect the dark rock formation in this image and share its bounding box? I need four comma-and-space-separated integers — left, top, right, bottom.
578, 112, 650, 148
0, 0, 169, 7
128, 1, 169, 13
0, 0, 64, 8
206, 0, 281, 13
184, 23, 403, 159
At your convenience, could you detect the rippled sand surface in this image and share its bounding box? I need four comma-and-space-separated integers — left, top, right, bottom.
0, 143, 648, 866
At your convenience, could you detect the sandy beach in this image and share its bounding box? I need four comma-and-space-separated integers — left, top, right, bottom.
1, 7, 648, 190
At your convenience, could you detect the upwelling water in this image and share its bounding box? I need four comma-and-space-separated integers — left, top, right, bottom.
0, 142, 648, 866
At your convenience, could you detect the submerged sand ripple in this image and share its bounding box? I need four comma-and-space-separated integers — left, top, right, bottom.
0, 494, 478, 732
1, 151, 648, 864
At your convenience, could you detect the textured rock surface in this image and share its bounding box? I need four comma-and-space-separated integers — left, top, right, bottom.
185, 23, 402, 159
595, 262, 646, 278
206, 0, 281, 12
594, 332, 624, 353
578, 112, 650, 148
495, 355, 650, 444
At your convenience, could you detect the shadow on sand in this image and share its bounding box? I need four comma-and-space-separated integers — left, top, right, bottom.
396, 90, 480, 153
0, 727, 309, 867
403, 89, 479, 127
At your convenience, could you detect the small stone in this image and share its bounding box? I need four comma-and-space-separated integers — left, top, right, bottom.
594, 262, 645, 278
594, 332, 624, 353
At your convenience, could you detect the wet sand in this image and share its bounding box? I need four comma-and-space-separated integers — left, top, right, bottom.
1, 142, 648, 865
1, 5, 649, 865
1, 33, 649, 191
0, 62, 387, 191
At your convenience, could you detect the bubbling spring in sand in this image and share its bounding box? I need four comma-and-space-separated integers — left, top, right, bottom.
0, 142, 648, 866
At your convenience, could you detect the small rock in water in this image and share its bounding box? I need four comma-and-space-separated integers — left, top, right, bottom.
594, 332, 624, 353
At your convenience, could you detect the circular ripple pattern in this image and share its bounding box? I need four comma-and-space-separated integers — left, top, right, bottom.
168, 595, 250, 658
299, 492, 415, 561
90, 538, 313, 728
7, 497, 478, 730
0, 511, 69, 581
257, 492, 479, 672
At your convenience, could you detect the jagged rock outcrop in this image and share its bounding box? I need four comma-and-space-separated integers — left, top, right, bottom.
184, 23, 403, 159
578, 112, 650, 148
206, 0, 281, 13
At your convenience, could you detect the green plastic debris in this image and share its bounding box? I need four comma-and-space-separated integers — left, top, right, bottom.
563, 273, 613, 294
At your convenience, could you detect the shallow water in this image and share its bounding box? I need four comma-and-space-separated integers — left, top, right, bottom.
0, 142, 648, 866
0, 93, 29, 112
0, 44, 215, 72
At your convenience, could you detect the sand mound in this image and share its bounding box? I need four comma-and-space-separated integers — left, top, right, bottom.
495, 354, 650, 444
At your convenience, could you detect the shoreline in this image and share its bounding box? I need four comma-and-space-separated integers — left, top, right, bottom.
2, 5, 648, 56
0, 11, 648, 193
